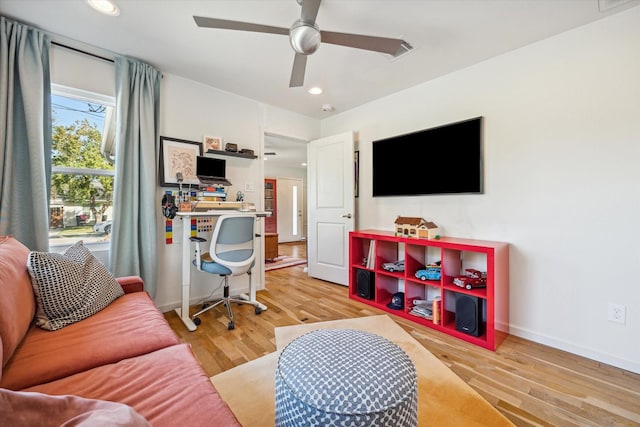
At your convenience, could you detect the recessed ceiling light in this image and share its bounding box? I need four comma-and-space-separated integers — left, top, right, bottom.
308, 87, 323, 95
87, 0, 120, 16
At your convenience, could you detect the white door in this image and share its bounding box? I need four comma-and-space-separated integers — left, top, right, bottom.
277, 177, 304, 242
307, 132, 355, 285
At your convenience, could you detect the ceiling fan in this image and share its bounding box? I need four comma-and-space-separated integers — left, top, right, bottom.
194, 0, 407, 88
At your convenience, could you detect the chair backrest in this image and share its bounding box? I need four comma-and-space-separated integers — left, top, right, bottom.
209, 214, 256, 276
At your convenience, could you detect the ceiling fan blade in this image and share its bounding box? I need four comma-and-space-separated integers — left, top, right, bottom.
193, 16, 289, 36
289, 54, 307, 87
320, 30, 404, 55
300, 0, 321, 25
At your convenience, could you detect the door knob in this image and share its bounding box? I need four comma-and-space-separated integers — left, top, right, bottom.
342, 213, 353, 219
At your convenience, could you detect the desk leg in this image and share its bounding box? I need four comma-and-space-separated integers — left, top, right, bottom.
250, 275, 267, 311
177, 215, 197, 331
235, 266, 268, 312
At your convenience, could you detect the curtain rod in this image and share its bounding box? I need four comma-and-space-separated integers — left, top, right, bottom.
51, 41, 114, 63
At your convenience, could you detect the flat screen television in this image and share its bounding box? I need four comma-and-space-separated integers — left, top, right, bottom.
372, 117, 483, 197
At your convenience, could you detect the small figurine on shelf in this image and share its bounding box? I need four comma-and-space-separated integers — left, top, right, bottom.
415, 262, 441, 281
453, 269, 487, 290
382, 260, 405, 272
394, 216, 440, 239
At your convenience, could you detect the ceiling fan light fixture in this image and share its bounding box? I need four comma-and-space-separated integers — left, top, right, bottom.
86, 0, 120, 16
289, 21, 321, 55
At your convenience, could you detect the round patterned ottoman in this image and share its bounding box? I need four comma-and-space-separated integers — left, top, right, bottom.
275, 329, 418, 426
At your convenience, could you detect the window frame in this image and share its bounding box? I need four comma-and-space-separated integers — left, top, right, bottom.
49, 84, 116, 251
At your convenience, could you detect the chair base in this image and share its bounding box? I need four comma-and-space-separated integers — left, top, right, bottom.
192, 276, 263, 330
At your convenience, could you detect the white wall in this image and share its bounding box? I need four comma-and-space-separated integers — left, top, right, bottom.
321, 7, 640, 373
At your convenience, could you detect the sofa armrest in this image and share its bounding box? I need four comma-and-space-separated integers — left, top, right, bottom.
116, 276, 145, 294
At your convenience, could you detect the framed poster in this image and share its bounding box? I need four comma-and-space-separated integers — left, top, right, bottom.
159, 136, 202, 186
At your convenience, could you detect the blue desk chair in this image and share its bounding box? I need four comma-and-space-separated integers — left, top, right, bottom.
190, 214, 263, 330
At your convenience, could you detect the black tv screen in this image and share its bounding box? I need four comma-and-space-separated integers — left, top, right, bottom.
372, 117, 483, 197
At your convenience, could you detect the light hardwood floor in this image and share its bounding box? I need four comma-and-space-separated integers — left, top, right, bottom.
164, 242, 640, 426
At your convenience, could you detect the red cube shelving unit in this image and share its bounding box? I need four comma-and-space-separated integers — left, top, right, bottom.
349, 229, 509, 350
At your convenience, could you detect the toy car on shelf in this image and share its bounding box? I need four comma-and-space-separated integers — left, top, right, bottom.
382, 260, 405, 272
453, 269, 487, 290
414, 264, 441, 281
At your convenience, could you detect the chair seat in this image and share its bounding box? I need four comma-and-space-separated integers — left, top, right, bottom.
193, 259, 232, 275
193, 255, 257, 276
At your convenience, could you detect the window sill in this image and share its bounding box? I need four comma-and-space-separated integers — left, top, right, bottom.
49, 240, 110, 253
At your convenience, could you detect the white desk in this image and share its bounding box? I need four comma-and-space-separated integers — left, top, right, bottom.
174, 210, 270, 331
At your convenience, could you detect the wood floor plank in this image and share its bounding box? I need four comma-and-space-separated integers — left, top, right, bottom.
164, 242, 640, 426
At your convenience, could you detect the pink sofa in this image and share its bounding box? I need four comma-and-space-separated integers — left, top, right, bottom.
0, 236, 240, 426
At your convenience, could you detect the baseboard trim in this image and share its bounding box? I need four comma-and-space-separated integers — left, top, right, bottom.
509, 324, 640, 374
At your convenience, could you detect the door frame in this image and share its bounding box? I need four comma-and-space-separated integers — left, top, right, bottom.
262, 132, 309, 266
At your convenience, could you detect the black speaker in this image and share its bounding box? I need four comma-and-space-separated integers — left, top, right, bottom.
455, 294, 483, 337
356, 270, 374, 300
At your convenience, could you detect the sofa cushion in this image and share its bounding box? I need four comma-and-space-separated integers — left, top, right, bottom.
23, 344, 242, 427
0, 236, 36, 370
0, 388, 151, 427
27, 241, 124, 331
1, 291, 180, 390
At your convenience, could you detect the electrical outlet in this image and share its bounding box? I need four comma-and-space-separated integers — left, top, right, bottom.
607, 303, 626, 324
244, 182, 255, 192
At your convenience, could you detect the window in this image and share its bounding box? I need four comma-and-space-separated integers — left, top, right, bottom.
49, 85, 116, 247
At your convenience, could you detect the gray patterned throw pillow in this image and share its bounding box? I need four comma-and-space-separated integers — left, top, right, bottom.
27, 241, 124, 331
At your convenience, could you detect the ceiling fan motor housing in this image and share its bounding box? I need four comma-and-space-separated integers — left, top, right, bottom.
289, 20, 321, 55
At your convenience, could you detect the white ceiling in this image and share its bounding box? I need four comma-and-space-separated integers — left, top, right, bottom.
3, 0, 638, 170
2, 0, 638, 123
